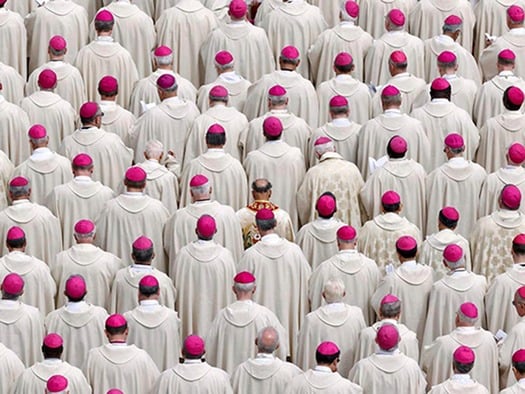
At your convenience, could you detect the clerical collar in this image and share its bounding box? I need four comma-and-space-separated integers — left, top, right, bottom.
313, 365, 332, 373
219, 71, 241, 83
229, 19, 246, 25
65, 300, 89, 313
443, 74, 457, 81
109, 341, 127, 347
184, 359, 203, 364
376, 348, 400, 355
130, 264, 153, 272
0, 299, 19, 308
43, 358, 62, 365
499, 70, 515, 78
163, 96, 182, 104
12, 199, 30, 205
139, 299, 160, 311
387, 30, 405, 36
448, 157, 468, 168
448, 268, 469, 278
436, 34, 454, 45
331, 118, 351, 127
430, 98, 449, 104
324, 302, 346, 311
266, 139, 283, 145
518, 378, 525, 386
123, 191, 145, 197
195, 239, 213, 245
0, 94, 5, 105
256, 353, 274, 359
455, 326, 476, 332
100, 100, 116, 109
340, 21, 355, 27
146, 159, 159, 164
261, 233, 280, 244
393, 72, 410, 79
270, 109, 288, 114
339, 249, 358, 255
510, 27, 525, 35
335, 74, 353, 82
31, 147, 53, 161
96, 36, 114, 43
383, 108, 401, 117
314, 217, 338, 228
207, 148, 225, 154
74, 175, 93, 183
450, 374, 473, 384
402, 260, 417, 269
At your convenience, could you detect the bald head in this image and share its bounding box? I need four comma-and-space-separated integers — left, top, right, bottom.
256, 326, 280, 354
252, 178, 272, 200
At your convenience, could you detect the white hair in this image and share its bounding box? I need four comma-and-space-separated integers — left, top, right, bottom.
323, 278, 345, 303
154, 54, 173, 66
314, 141, 335, 157
145, 139, 164, 158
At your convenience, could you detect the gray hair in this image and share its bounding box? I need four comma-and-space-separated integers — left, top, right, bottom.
234, 281, 255, 293
154, 54, 173, 66
323, 278, 345, 303
444, 257, 465, 270
380, 300, 401, 318
9, 183, 30, 197
30, 136, 48, 145
145, 139, 164, 158
256, 326, 280, 353
457, 307, 478, 325
314, 140, 335, 157
268, 94, 287, 106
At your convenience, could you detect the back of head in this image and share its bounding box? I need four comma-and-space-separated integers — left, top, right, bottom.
131, 236, 154, 264
456, 302, 478, 326
183, 335, 205, 359
452, 345, 475, 375
94, 10, 115, 33
256, 326, 280, 354
322, 278, 345, 304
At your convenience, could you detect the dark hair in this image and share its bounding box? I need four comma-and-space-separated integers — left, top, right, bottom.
334, 64, 353, 74
6, 237, 26, 249
252, 180, 272, 193
125, 179, 146, 189
513, 360, 525, 374
98, 87, 118, 97
382, 202, 401, 212
139, 283, 159, 297
504, 87, 522, 111
396, 246, 417, 259
439, 211, 458, 229
430, 87, 451, 101
105, 322, 127, 335
67, 291, 86, 303
95, 20, 114, 32
513, 242, 525, 255
132, 247, 154, 262
387, 145, 405, 159
42, 344, 63, 359
315, 349, 340, 365
453, 360, 474, 374
256, 218, 277, 231
205, 132, 226, 146
264, 132, 281, 141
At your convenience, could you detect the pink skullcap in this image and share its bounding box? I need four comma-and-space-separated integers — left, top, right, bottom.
501, 184, 522, 210
79, 102, 99, 119
157, 74, 177, 90
215, 50, 234, 66
499, 49, 516, 60
316, 194, 336, 216
396, 235, 417, 251
72, 153, 93, 167
9, 176, 28, 188
381, 294, 400, 305
443, 243, 463, 262
387, 9, 405, 26
1, 273, 23, 295
388, 135, 407, 154
381, 190, 400, 205
316, 341, 340, 356
381, 85, 400, 97
453, 346, 475, 364
376, 324, 399, 350
74, 219, 95, 234
132, 236, 153, 250
184, 335, 205, 356
49, 35, 66, 51
263, 116, 283, 137
139, 275, 159, 288
125, 166, 147, 183
509, 142, 525, 164
229, 0, 247, 18
6, 226, 25, 241
440, 206, 459, 221
444, 133, 464, 149
344, 0, 359, 18
337, 225, 356, 241
437, 50, 457, 64
334, 52, 353, 67
154, 45, 172, 57
196, 214, 216, 238
514, 233, 525, 245
314, 136, 333, 146
0, 0, 6, 4
98, 75, 118, 94
431, 77, 450, 91
513, 349, 525, 363
329, 95, 348, 107
107, 390, 124, 394
38, 69, 57, 89
28, 124, 47, 139
207, 123, 225, 135
43, 333, 63, 349
209, 85, 228, 98
95, 9, 114, 22
518, 286, 525, 299
189, 174, 209, 187
65, 275, 86, 299
256, 208, 275, 221
281, 45, 300, 60
46, 375, 68, 393
444, 14, 462, 26
459, 302, 478, 319
389, 50, 407, 64
234, 271, 256, 284
268, 85, 287, 97
508, 5, 525, 23
507, 86, 525, 106
106, 314, 127, 328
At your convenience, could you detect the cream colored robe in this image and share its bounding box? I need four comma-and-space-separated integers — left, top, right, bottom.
308, 22, 373, 85
481, 30, 525, 82
296, 218, 343, 269
25, 0, 89, 74
0, 251, 56, 315
309, 0, 340, 27
154, 0, 178, 20
0, 9, 27, 79
12, 359, 91, 394
244, 141, 305, 230
422, 271, 487, 347
360, 158, 427, 232
476, 110, 525, 173
197, 74, 251, 113
74, 38, 139, 109
172, 240, 235, 339
260, 0, 327, 80
371, 73, 428, 117
135, 159, 178, 214
131, 96, 200, 165
0, 150, 13, 211
0, 342, 25, 394
200, 21, 274, 84
309, 249, 381, 325
296, 152, 363, 229
502, 381, 525, 394
163, 199, 244, 264
421, 327, 499, 393
288, 369, 363, 393
238, 235, 311, 360
95, 194, 170, 272
364, 31, 424, 87
0, 200, 62, 265
501, 316, 525, 388
99, 101, 135, 147
428, 378, 489, 394
183, 105, 248, 166
254, 0, 280, 26
0, 99, 30, 166
73, 0, 101, 21
357, 111, 431, 178
349, 352, 426, 394
44, 302, 108, 368
26, 61, 86, 113
51, 243, 122, 309
124, 302, 182, 372
59, 126, 133, 191
426, 160, 487, 238
296, 303, 366, 377
479, 167, 525, 217
243, 70, 319, 126
0, 63, 24, 106
205, 300, 288, 374
13, 150, 72, 205
20, 91, 76, 152
152, 362, 233, 393
0, 300, 44, 367
231, 356, 302, 394
84, 343, 160, 394
358, 0, 413, 39
316, 76, 371, 127
129, 70, 197, 117
355, 319, 419, 362
155, 0, 218, 87
309, 120, 360, 167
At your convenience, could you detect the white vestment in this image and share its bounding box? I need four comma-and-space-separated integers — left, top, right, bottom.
134, 159, 178, 214
428, 376, 489, 394
309, 120, 361, 167
358, 0, 414, 39
0, 9, 27, 79
296, 218, 343, 269
0, 342, 25, 393
99, 101, 136, 147
0, 63, 24, 106
479, 166, 525, 217
0, 98, 30, 166
480, 29, 525, 82
196, 73, 251, 113
288, 368, 363, 393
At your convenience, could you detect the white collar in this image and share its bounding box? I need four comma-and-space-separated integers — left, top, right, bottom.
65, 300, 89, 313
95, 36, 114, 43
383, 108, 402, 117
448, 157, 468, 168
376, 348, 400, 355
450, 374, 474, 384
261, 233, 281, 244
31, 147, 54, 161
183, 359, 203, 364
431, 98, 450, 104
436, 34, 455, 45
313, 365, 332, 373
331, 118, 351, 127
74, 175, 93, 183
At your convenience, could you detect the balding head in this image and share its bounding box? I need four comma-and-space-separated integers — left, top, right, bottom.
256, 326, 280, 354
252, 178, 272, 200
